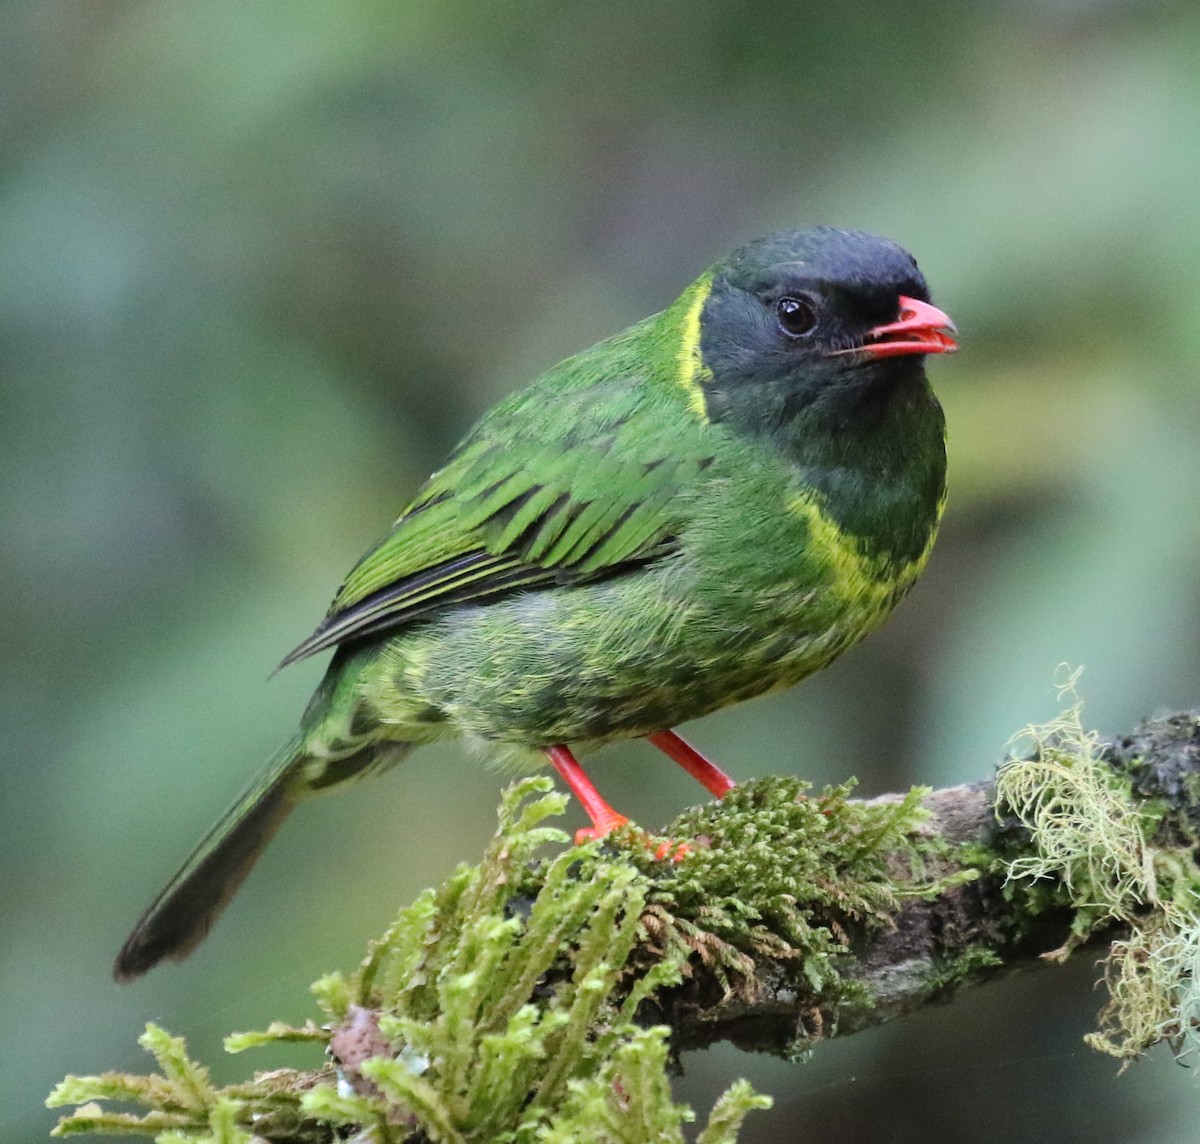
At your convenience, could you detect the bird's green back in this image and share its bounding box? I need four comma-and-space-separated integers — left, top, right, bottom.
284, 280, 719, 664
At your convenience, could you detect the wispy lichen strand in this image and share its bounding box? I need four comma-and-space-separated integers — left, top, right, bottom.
996, 681, 1200, 1063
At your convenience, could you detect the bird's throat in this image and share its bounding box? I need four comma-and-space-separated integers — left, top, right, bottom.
768, 370, 946, 571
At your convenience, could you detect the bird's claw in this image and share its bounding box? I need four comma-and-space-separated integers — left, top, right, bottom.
573, 815, 630, 846
574, 819, 690, 863
652, 839, 691, 863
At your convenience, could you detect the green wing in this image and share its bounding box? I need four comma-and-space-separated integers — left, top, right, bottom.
281, 365, 707, 666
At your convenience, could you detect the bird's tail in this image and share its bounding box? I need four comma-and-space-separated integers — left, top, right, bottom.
114, 732, 410, 980
113, 736, 309, 980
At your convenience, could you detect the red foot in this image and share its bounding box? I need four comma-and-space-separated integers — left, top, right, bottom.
545, 744, 633, 845
544, 742, 695, 863
573, 813, 630, 845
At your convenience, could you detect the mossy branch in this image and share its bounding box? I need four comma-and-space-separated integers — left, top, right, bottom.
49, 705, 1200, 1142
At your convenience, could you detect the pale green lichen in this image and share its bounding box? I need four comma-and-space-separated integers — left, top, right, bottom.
995, 673, 1200, 1064
49, 778, 771, 1143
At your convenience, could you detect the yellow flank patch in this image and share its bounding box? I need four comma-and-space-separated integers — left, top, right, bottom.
786, 492, 938, 613
675, 274, 714, 421
360, 640, 444, 742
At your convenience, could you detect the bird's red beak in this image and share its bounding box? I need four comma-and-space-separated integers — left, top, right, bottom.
859, 296, 958, 359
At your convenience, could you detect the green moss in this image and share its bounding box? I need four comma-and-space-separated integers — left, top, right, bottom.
49, 779, 770, 1143
925, 945, 1004, 994
955, 824, 1080, 956
48, 774, 953, 1140
626, 777, 945, 1030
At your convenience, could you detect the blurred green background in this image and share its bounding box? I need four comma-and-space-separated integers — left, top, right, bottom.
5, 2, 1200, 1141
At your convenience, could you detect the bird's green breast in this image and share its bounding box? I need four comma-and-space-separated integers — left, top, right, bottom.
660, 409, 944, 715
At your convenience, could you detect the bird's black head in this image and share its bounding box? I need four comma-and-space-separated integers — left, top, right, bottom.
696, 227, 955, 433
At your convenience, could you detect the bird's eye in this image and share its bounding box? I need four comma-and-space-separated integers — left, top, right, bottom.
776, 295, 817, 338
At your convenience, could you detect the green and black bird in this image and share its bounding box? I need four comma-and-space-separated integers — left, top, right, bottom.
115, 226, 956, 979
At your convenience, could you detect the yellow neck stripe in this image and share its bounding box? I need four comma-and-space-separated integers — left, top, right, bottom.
675, 274, 714, 421
786, 490, 943, 602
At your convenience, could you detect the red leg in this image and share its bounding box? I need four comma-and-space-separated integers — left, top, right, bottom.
645, 729, 736, 798
545, 744, 629, 844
